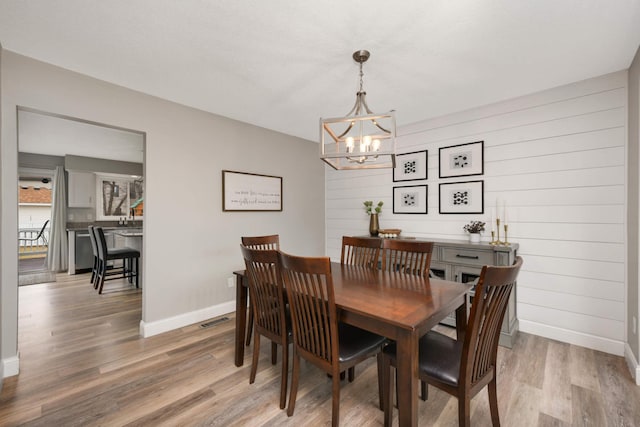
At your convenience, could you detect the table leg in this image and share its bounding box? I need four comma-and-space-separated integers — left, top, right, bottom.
395, 330, 418, 427
234, 273, 248, 367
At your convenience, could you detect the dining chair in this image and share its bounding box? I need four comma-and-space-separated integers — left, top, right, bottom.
340, 236, 381, 269
94, 226, 140, 294
380, 239, 434, 277
241, 234, 280, 348
241, 234, 280, 251
88, 225, 99, 288
380, 256, 524, 427
278, 251, 387, 426
240, 245, 291, 409
18, 219, 50, 247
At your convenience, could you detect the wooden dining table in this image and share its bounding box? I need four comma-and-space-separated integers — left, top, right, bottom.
233, 262, 472, 427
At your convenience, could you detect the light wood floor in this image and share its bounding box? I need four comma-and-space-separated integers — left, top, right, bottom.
1, 272, 639, 426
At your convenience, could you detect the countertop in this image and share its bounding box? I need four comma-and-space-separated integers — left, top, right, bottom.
113, 230, 143, 237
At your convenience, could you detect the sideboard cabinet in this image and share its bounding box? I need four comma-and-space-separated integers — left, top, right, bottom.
361, 236, 519, 348
428, 239, 519, 348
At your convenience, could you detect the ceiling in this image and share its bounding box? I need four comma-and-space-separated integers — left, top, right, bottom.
2, 1, 640, 144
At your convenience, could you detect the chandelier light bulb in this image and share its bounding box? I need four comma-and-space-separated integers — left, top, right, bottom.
345, 136, 354, 152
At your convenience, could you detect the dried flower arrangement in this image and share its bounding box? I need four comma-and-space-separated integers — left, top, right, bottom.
463, 221, 485, 234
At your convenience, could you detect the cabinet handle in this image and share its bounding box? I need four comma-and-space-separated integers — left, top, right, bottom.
456, 254, 479, 260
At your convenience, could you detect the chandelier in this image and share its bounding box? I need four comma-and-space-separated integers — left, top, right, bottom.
320, 50, 396, 170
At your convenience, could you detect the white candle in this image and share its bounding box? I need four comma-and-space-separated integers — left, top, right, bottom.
491, 207, 496, 232
503, 200, 507, 224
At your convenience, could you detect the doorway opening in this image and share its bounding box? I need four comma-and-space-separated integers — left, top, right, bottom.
18, 170, 56, 285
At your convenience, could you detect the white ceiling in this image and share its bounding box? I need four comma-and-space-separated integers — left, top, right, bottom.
2, 0, 640, 145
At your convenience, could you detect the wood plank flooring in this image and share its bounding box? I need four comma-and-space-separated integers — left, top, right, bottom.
1, 272, 639, 426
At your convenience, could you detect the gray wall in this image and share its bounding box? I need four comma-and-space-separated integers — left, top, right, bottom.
64, 154, 142, 176
18, 152, 64, 170
0, 42, 4, 387
1, 51, 325, 375
629, 45, 640, 364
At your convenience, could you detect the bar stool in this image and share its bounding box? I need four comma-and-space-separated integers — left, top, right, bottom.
94, 226, 140, 294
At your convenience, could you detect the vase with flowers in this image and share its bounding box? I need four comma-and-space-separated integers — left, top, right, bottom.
364, 201, 383, 236
463, 220, 485, 243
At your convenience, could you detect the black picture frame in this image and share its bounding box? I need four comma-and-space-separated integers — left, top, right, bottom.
393, 150, 428, 182
393, 184, 428, 214
439, 180, 484, 214
439, 141, 484, 178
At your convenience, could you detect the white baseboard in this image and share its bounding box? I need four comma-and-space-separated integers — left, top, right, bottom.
624, 343, 640, 386
519, 320, 625, 356
140, 300, 236, 338
2, 354, 20, 378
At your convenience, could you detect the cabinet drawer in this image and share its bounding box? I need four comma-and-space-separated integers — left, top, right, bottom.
441, 247, 493, 266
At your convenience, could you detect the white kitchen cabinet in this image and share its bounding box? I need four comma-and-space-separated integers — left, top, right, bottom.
68, 171, 95, 208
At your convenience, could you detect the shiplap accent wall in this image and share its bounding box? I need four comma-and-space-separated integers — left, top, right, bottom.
325, 71, 627, 356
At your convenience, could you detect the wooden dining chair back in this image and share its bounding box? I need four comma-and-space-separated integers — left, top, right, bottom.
240, 234, 280, 347
380, 239, 434, 277
241, 234, 280, 250
279, 251, 387, 426
381, 256, 524, 427
340, 236, 381, 269
240, 245, 291, 409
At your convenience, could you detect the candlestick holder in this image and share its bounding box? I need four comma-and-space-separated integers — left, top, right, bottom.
491, 218, 503, 245
503, 224, 510, 245
490, 230, 496, 245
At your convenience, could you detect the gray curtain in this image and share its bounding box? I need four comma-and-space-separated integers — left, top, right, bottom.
47, 166, 68, 272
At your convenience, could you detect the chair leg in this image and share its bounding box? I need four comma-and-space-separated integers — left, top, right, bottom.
331, 369, 341, 427
249, 333, 260, 384
134, 257, 139, 288
93, 259, 99, 289
271, 342, 277, 365
97, 259, 106, 294
245, 300, 254, 346
279, 341, 288, 410
348, 366, 355, 382
458, 395, 471, 427
90, 257, 97, 285
488, 377, 501, 427
382, 354, 393, 427
376, 352, 384, 410
287, 353, 300, 417
421, 380, 428, 401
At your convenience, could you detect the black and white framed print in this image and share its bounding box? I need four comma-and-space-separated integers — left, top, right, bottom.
439, 180, 484, 214
393, 150, 428, 182
439, 141, 484, 178
393, 185, 428, 214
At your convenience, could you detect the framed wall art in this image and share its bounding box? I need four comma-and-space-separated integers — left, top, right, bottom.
393, 150, 428, 182
393, 184, 428, 214
95, 174, 144, 220
222, 170, 282, 212
439, 180, 484, 214
439, 141, 484, 178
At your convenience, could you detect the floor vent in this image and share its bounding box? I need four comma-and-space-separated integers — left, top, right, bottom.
200, 317, 230, 329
